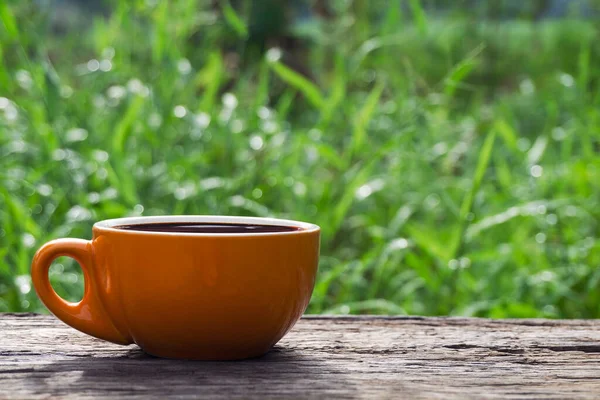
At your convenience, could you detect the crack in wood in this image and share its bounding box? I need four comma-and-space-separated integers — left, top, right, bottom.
537, 345, 600, 353
442, 344, 526, 354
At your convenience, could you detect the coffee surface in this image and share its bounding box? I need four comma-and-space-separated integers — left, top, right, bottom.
115, 222, 300, 234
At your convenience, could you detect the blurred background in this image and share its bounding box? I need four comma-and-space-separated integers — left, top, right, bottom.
1, 0, 599, 317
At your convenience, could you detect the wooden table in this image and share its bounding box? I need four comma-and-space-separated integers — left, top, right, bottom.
1, 313, 599, 399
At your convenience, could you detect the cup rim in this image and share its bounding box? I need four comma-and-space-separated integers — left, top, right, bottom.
93, 215, 320, 237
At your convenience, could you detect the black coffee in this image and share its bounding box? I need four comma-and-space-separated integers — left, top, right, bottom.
115, 222, 300, 234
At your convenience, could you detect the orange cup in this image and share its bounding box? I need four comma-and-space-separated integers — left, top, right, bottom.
31, 216, 320, 360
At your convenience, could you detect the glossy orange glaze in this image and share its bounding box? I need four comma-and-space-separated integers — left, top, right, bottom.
31, 216, 320, 360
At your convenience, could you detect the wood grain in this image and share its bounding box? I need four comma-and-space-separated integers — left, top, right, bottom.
1, 313, 599, 399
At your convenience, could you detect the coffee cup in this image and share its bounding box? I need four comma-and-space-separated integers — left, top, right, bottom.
31, 216, 320, 360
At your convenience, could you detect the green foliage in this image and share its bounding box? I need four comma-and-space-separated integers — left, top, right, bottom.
0, 1, 599, 318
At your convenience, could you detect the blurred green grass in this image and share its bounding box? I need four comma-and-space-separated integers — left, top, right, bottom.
1, 1, 599, 318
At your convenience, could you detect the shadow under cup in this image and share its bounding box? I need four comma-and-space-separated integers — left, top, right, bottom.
31, 216, 320, 360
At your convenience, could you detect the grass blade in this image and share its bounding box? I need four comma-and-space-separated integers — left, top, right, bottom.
495, 119, 519, 153
408, 0, 427, 35
452, 128, 496, 258
327, 162, 375, 241
527, 135, 548, 166
254, 60, 270, 108
112, 95, 145, 155
460, 130, 496, 220
319, 54, 346, 128
268, 59, 324, 108
106, 160, 139, 207
405, 223, 451, 262
196, 52, 224, 111
0, 1, 18, 40
275, 88, 296, 120
466, 199, 570, 241
347, 80, 385, 163
152, 1, 169, 63
443, 44, 484, 98
578, 41, 590, 92
382, 1, 403, 34
222, 0, 248, 38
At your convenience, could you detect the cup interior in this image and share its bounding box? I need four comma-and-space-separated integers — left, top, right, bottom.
93, 215, 320, 237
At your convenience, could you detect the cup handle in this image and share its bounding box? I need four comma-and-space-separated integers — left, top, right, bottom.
31, 238, 131, 344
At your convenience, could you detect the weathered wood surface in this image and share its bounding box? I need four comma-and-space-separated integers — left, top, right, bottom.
1, 314, 599, 399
